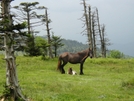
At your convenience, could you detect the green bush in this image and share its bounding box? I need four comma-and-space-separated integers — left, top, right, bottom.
109, 50, 124, 59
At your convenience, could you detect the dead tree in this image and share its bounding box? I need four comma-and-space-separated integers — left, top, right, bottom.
101, 24, 111, 57
101, 24, 106, 57
91, 11, 97, 57
0, 0, 27, 100
88, 5, 93, 49
82, 0, 93, 49
81, 1, 110, 57
96, 8, 111, 57
96, 8, 104, 57
45, 8, 53, 58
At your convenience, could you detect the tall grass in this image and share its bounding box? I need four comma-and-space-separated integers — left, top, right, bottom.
0, 55, 134, 101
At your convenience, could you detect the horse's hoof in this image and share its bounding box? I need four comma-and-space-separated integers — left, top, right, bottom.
79, 73, 84, 75
61, 72, 65, 74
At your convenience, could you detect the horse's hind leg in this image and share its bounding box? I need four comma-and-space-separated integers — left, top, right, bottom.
61, 66, 65, 74
61, 62, 67, 74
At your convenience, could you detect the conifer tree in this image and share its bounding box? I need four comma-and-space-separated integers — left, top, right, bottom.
13, 2, 45, 56
0, 0, 27, 100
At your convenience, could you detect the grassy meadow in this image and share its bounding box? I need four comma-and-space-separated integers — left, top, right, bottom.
0, 55, 134, 101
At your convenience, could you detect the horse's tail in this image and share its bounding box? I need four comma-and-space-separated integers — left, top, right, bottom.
57, 57, 62, 71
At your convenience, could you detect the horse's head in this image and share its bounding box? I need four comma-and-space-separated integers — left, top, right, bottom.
88, 48, 93, 58
68, 67, 73, 74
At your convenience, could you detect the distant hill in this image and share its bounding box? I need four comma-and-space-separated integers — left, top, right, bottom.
58, 39, 133, 58
41, 35, 133, 57
57, 39, 89, 55
40, 35, 89, 55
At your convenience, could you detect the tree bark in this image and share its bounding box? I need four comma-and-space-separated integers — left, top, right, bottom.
96, 8, 104, 57
1, 0, 26, 100
83, 0, 92, 48
88, 5, 93, 50
101, 24, 106, 57
45, 9, 53, 58
91, 12, 97, 57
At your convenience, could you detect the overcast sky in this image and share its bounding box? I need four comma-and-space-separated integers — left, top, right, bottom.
11, 0, 134, 56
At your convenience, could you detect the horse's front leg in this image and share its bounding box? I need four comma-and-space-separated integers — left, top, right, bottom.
80, 62, 84, 75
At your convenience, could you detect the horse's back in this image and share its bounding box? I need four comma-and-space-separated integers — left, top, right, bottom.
59, 52, 69, 59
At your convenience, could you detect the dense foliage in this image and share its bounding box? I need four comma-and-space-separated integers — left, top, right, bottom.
109, 50, 125, 59
35, 36, 49, 56
51, 35, 64, 57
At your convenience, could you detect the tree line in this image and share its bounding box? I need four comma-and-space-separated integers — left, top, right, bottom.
0, 2, 64, 58
0, 1, 113, 59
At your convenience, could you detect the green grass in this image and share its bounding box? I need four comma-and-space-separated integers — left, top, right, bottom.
0, 55, 134, 101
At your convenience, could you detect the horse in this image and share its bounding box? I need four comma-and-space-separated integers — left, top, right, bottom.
67, 67, 77, 75
57, 48, 93, 75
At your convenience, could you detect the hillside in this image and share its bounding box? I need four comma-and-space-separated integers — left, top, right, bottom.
57, 39, 89, 54
58, 39, 133, 58
41, 35, 89, 55
35, 36, 133, 57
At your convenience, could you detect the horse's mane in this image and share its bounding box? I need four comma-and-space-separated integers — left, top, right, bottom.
77, 48, 89, 55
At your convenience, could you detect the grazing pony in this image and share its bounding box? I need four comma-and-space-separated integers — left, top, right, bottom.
57, 48, 93, 75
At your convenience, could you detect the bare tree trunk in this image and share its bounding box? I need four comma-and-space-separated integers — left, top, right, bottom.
101, 24, 106, 57
96, 8, 103, 57
4, 35, 26, 100
54, 47, 57, 57
91, 12, 97, 57
1, 0, 26, 100
45, 9, 53, 58
88, 5, 93, 50
82, 0, 92, 49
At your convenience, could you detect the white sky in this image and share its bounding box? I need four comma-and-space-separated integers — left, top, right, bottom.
10, 0, 134, 56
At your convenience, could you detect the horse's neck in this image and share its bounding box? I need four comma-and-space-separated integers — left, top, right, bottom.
78, 49, 88, 56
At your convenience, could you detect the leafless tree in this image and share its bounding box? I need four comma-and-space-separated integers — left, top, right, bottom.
44, 8, 53, 58
96, 8, 110, 57
91, 11, 97, 57
80, 1, 111, 57
101, 24, 111, 57
81, 0, 93, 49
